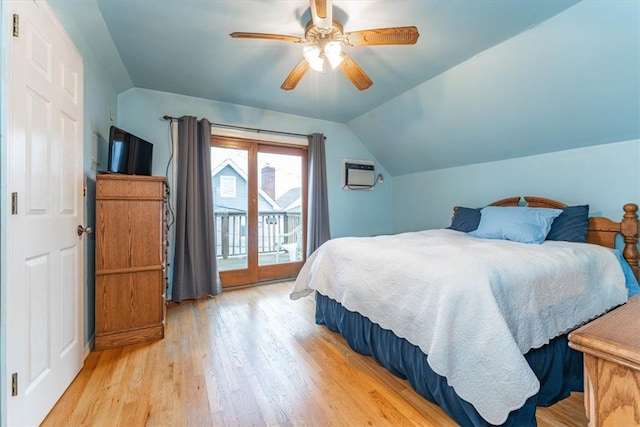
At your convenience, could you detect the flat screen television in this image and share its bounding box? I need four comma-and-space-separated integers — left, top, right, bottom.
107, 126, 153, 176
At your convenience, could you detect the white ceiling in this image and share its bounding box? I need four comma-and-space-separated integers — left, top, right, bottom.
49, 0, 640, 176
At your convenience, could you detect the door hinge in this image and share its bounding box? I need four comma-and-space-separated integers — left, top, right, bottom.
11, 373, 18, 396
12, 14, 19, 37
11, 192, 18, 215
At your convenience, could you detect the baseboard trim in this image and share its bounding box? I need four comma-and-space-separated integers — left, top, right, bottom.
84, 335, 94, 359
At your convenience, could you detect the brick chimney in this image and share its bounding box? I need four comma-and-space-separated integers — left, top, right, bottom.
261, 165, 275, 200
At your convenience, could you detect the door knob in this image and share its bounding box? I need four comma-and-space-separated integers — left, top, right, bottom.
77, 225, 93, 236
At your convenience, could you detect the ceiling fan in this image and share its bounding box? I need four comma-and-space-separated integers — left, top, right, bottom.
230, 0, 419, 91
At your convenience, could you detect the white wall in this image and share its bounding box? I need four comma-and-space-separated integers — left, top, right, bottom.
393, 139, 640, 232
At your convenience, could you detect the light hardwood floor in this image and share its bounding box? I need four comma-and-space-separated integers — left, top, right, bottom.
43, 281, 587, 426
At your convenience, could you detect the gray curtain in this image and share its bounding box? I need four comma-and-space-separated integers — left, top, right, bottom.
306, 133, 331, 256
172, 116, 221, 302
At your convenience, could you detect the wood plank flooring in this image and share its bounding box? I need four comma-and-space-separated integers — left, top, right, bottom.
42, 281, 587, 426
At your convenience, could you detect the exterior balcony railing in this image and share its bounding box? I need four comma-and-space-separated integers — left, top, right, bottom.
214, 211, 301, 259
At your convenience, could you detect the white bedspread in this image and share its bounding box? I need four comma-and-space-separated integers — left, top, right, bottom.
290, 229, 628, 424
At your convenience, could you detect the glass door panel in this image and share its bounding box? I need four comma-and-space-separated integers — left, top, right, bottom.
211, 146, 249, 272
257, 151, 303, 267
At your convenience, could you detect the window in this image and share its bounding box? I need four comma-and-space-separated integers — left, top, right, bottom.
219, 175, 236, 197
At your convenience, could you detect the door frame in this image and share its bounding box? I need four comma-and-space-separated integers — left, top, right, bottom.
1, 0, 9, 422
212, 135, 308, 288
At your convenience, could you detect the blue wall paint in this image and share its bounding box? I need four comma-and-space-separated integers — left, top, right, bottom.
116, 88, 394, 240
393, 139, 640, 233
81, 65, 118, 346
348, 1, 640, 176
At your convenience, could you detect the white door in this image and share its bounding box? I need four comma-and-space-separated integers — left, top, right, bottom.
7, 1, 84, 425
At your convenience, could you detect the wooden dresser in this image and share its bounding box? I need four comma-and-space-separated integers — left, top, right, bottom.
95, 174, 167, 350
568, 296, 640, 427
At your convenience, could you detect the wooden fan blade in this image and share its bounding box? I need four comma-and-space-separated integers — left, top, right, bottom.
342, 26, 420, 47
314, 0, 328, 19
338, 53, 373, 91
310, 0, 333, 30
281, 58, 310, 90
230, 32, 305, 43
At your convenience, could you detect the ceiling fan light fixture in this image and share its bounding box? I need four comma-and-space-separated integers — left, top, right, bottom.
303, 41, 343, 73
303, 45, 324, 72
324, 41, 343, 69
230, 0, 419, 90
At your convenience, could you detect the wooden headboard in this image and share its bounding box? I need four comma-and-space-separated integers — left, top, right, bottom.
454, 196, 640, 280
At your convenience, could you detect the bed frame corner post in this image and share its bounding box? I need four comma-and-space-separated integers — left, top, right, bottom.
621, 203, 639, 280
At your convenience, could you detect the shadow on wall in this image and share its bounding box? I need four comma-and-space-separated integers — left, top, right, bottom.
84, 175, 96, 344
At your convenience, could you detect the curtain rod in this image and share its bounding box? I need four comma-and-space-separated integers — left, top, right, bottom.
163, 115, 321, 139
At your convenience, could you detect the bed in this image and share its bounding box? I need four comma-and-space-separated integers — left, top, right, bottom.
290, 196, 640, 426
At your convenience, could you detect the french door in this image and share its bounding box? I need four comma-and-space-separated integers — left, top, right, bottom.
211, 136, 307, 287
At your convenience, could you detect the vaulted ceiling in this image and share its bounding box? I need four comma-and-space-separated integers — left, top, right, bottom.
50, 0, 640, 176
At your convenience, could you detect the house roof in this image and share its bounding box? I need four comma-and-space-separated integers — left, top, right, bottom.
276, 188, 301, 212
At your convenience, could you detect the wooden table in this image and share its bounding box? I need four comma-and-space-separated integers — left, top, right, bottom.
568, 296, 640, 426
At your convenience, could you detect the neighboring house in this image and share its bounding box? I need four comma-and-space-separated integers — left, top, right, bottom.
211, 158, 279, 213
276, 188, 301, 213
211, 159, 301, 256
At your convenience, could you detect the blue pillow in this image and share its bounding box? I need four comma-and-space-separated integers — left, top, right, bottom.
447, 207, 481, 232
545, 205, 589, 243
469, 206, 563, 244
612, 249, 640, 298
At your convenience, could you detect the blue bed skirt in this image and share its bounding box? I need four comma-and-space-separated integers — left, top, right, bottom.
315, 292, 583, 427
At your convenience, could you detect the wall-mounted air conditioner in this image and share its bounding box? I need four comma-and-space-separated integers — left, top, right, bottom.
342, 159, 375, 190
